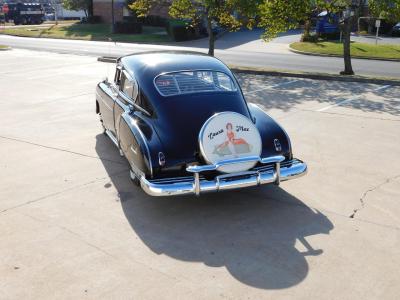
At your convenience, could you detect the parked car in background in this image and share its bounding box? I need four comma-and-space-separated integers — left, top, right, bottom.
2, 2, 44, 25
392, 22, 400, 36
96, 51, 307, 196
316, 11, 340, 38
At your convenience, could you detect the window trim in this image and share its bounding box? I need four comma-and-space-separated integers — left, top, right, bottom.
114, 65, 122, 86
119, 69, 152, 117
153, 69, 238, 97
120, 70, 139, 100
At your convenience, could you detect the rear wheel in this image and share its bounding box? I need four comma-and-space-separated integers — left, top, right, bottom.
130, 170, 140, 186
99, 113, 106, 134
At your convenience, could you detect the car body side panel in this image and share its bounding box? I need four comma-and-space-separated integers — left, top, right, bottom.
96, 82, 116, 134
111, 94, 149, 177
119, 113, 150, 177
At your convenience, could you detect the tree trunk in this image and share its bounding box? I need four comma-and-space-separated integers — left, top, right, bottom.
301, 18, 311, 42
341, 17, 354, 75
206, 16, 215, 56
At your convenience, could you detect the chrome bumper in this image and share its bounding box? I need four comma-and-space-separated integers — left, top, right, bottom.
139, 156, 307, 197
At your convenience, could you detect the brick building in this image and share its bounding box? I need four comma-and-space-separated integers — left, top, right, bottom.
93, 0, 170, 23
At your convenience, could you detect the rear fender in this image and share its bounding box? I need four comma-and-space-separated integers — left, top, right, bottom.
119, 113, 164, 179
248, 103, 292, 160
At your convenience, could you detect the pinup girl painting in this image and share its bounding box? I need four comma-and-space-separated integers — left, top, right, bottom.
213, 123, 252, 157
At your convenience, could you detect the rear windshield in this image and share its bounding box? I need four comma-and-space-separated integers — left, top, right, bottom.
154, 70, 237, 97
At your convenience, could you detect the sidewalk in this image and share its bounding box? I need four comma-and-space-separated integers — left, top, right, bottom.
351, 33, 400, 45
177, 28, 302, 54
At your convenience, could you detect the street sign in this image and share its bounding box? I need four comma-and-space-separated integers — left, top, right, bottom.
375, 19, 381, 45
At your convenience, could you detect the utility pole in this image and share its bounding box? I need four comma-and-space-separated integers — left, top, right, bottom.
111, 0, 115, 33
52, 0, 58, 25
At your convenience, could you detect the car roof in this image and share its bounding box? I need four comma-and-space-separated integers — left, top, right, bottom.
119, 51, 233, 83
118, 51, 246, 119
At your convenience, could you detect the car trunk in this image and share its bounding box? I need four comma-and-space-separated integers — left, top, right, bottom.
153, 92, 251, 169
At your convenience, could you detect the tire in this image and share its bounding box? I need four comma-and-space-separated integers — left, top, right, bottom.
130, 170, 140, 186
99, 113, 106, 134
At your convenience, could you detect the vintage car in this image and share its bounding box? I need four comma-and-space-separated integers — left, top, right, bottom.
96, 51, 307, 196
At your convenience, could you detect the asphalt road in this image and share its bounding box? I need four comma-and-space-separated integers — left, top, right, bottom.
1, 34, 400, 78
1, 49, 399, 299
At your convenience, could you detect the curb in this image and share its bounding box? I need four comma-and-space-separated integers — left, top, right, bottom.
289, 45, 400, 62
98, 56, 117, 63
97, 56, 400, 86
0, 46, 11, 51
230, 66, 400, 86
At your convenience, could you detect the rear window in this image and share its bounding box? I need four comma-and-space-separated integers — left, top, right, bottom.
154, 70, 237, 97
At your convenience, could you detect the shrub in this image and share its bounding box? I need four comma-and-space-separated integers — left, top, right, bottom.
301, 33, 318, 43
320, 31, 340, 41
114, 22, 143, 34
168, 25, 195, 41
86, 15, 102, 24
123, 16, 138, 23
139, 15, 167, 27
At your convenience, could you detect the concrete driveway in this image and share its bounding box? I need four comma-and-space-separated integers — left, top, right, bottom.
0, 49, 399, 299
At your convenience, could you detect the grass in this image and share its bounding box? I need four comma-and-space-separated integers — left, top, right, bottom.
0, 44, 9, 49
0, 23, 171, 43
291, 41, 400, 60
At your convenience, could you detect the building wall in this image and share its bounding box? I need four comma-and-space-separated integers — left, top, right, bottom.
93, 0, 124, 23
148, 2, 170, 18
92, 0, 171, 23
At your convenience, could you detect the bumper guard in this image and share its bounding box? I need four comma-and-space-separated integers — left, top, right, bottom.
139, 155, 307, 196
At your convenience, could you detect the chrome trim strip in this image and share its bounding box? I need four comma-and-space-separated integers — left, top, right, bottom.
105, 129, 118, 147
130, 145, 138, 154
275, 161, 281, 185
139, 158, 307, 197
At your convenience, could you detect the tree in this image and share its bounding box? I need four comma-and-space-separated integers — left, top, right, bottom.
258, 0, 314, 41
62, 0, 91, 17
368, 0, 400, 22
258, 0, 365, 75
328, 1, 365, 75
129, 0, 259, 56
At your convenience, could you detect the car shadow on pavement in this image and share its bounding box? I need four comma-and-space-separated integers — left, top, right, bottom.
96, 134, 334, 290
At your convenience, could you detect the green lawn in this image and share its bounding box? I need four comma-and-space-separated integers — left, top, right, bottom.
291, 41, 400, 60
1, 23, 171, 43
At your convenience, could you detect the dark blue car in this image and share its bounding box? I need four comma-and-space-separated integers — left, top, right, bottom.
317, 11, 340, 35
96, 51, 307, 196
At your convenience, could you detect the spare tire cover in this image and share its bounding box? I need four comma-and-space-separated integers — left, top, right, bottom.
199, 112, 262, 173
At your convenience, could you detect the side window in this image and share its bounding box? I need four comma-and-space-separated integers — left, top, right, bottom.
121, 75, 134, 98
121, 70, 138, 101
